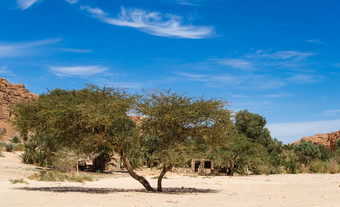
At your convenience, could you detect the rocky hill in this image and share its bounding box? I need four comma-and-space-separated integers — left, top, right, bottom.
0, 78, 38, 139
292, 130, 340, 151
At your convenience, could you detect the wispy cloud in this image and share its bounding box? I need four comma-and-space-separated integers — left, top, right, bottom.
0, 38, 61, 58
214, 58, 253, 70
323, 109, 340, 117
253, 50, 316, 60
306, 39, 324, 44
176, 0, 200, 6
177, 72, 286, 89
59, 48, 92, 53
16, 0, 39, 10
0, 66, 16, 76
263, 93, 292, 98
66, 0, 78, 4
288, 74, 322, 84
50, 65, 108, 77
267, 119, 340, 144
81, 6, 213, 39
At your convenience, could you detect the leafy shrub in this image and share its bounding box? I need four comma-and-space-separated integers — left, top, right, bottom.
21, 138, 48, 166
309, 160, 327, 173
11, 136, 21, 144
29, 170, 93, 183
328, 159, 339, 174
14, 143, 25, 151
5, 143, 15, 152
52, 150, 77, 173
284, 154, 300, 174
294, 141, 321, 166
318, 145, 334, 161
0, 149, 3, 157
10, 179, 28, 185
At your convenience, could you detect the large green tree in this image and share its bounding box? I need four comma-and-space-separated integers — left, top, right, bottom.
136, 89, 233, 191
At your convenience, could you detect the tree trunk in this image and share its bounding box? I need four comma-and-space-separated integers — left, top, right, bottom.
157, 164, 173, 192
121, 151, 155, 191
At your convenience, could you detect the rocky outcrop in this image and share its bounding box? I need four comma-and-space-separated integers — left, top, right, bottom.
292, 130, 340, 151
0, 78, 38, 139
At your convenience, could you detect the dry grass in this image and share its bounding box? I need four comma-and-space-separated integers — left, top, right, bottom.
28, 170, 93, 183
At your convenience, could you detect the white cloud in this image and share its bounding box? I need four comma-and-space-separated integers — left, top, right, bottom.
306, 39, 323, 44
81, 6, 213, 39
59, 48, 92, 53
267, 119, 340, 144
288, 74, 322, 84
0, 66, 15, 76
66, 0, 78, 4
263, 93, 292, 98
177, 72, 206, 78
17, 0, 39, 10
323, 109, 340, 117
0, 38, 61, 58
265, 51, 316, 60
214, 58, 252, 70
50, 65, 108, 77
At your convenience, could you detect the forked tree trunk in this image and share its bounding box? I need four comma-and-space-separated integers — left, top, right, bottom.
121, 151, 155, 191
157, 164, 173, 192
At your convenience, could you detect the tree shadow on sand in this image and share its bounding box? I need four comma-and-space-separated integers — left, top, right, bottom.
17, 186, 218, 194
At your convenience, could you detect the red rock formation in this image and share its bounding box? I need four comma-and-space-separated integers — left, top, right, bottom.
292, 130, 340, 151
0, 78, 38, 139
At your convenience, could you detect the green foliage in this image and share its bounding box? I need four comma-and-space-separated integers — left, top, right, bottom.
318, 145, 334, 161
209, 135, 268, 175
10, 179, 29, 185
14, 143, 25, 151
309, 160, 327, 173
293, 141, 321, 166
328, 159, 339, 174
28, 170, 93, 183
52, 150, 77, 173
5, 143, 15, 152
11, 135, 21, 143
136, 89, 232, 171
284, 153, 300, 174
21, 135, 49, 166
336, 139, 340, 150
235, 110, 268, 141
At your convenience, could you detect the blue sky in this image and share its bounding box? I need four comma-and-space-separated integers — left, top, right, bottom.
1, 0, 340, 143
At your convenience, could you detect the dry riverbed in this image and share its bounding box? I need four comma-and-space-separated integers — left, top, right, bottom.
1, 151, 340, 207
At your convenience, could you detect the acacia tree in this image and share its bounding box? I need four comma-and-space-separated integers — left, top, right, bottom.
12, 86, 232, 192
136, 89, 233, 192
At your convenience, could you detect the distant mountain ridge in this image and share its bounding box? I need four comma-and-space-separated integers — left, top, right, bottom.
292, 130, 340, 151
0, 78, 38, 139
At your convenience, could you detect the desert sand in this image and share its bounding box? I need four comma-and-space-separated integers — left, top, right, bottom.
1, 151, 340, 207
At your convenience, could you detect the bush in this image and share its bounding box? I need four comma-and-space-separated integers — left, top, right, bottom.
318, 145, 334, 161
5, 143, 15, 152
10, 179, 28, 185
11, 136, 21, 144
52, 150, 77, 173
309, 160, 327, 173
28, 170, 93, 183
294, 141, 321, 166
328, 159, 339, 174
21, 138, 48, 166
14, 143, 25, 151
284, 154, 300, 174
0, 149, 3, 157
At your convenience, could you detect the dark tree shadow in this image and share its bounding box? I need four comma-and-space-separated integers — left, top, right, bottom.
17, 186, 218, 194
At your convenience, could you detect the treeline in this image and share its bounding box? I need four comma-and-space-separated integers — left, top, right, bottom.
8, 85, 340, 191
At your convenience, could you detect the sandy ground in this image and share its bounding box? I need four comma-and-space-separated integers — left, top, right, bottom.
1, 152, 340, 207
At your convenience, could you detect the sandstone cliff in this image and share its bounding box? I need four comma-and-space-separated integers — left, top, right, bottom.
292, 130, 340, 151
0, 78, 38, 139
